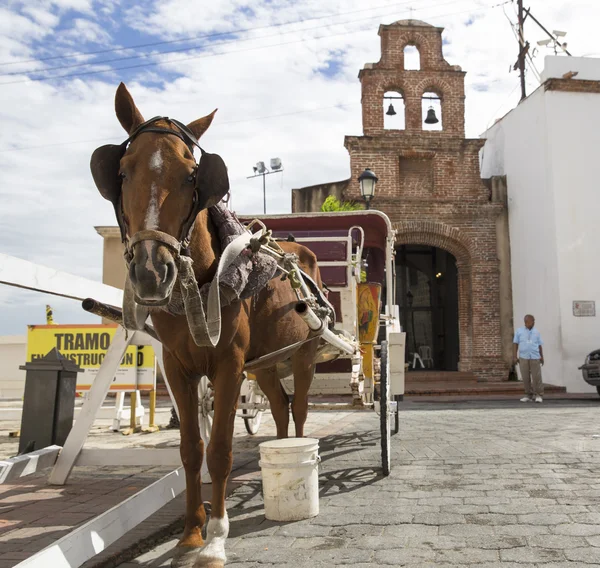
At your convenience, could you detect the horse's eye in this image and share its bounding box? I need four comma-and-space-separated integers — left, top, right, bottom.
119, 172, 126, 180
186, 174, 195, 183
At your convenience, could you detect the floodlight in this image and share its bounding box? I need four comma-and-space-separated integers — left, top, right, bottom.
537, 39, 551, 46
270, 157, 282, 170
255, 161, 267, 174
553, 30, 567, 37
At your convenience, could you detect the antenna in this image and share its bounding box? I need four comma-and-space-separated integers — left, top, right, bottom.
510, 2, 573, 101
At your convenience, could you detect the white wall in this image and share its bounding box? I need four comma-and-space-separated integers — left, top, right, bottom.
546, 90, 600, 392
482, 87, 565, 390
541, 55, 600, 82
0, 335, 27, 399
481, 57, 600, 393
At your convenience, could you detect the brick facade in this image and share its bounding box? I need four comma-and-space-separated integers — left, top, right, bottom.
294, 20, 508, 380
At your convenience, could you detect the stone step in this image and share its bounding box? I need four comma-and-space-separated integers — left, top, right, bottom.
406, 371, 478, 384
406, 381, 566, 396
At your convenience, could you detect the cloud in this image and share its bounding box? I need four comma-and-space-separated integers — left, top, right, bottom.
58, 17, 114, 45
0, 0, 598, 335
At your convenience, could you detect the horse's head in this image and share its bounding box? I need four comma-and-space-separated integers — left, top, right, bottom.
90, 83, 229, 306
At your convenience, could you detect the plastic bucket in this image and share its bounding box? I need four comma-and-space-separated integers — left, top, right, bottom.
258, 438, 320, 521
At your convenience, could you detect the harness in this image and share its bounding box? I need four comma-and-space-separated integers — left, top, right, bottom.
90, 116, 335, 349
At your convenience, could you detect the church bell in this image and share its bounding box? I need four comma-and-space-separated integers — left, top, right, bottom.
424, 106, 439, 124
386, 103, 397, 116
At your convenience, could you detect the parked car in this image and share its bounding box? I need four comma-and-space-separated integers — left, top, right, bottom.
578, 349, 600, 396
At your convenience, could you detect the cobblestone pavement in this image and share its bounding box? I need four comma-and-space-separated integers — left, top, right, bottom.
0, 400, 351, 568
115, 398, 600, 568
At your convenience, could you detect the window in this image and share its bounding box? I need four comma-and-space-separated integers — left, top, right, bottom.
404, 45, 420, 70
383, 91, 405, 130
422, 91, 442, 131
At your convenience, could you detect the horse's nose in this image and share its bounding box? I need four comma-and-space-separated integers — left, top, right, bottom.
128, 244, 176, 301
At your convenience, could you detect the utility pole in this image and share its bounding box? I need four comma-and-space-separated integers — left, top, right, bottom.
517, 0, 527, 101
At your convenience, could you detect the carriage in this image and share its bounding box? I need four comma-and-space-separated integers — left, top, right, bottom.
197, 209, 406, 476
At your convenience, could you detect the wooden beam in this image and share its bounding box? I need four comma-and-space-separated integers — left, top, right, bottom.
0, 253, 123, 307
0, 445, 61, 484
13, 467, 185, 568
49, 327, 134, 485
75, 448, 181, 467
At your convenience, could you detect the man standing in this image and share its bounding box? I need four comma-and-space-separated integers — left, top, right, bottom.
513, 314, 545, 403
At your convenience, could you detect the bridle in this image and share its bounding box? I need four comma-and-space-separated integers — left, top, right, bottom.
101, 116, 226, 265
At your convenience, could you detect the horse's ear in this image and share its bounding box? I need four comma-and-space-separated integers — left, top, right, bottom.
187, 109, 217, 141
115, 82, 145, 134
195, 152, 229, 210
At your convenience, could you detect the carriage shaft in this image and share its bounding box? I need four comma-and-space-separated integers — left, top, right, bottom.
295, 301, 357, 356
81, 298, 159, 341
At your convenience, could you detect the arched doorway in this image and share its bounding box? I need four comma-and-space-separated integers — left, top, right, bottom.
396, 245, 459, 371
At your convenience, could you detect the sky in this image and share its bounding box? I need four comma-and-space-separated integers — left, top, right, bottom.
0, 0, 596, 335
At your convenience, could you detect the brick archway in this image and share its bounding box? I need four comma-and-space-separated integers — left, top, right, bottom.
394, 221, 474, 371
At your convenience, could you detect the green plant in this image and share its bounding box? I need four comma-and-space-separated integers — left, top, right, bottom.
320, 195, 363, 212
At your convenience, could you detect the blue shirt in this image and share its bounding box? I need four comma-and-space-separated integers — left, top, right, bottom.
513, 327, 543, 360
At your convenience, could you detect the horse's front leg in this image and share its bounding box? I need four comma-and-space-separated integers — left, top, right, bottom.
164, 355, 206, 568
195, 358, 245, 568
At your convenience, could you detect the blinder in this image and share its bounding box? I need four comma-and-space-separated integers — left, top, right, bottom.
89, 116, 230, 258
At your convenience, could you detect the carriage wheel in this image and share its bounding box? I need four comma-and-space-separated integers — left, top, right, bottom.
240, 377, 264, 435
198, 375, 214, 484
379, 340, 391, 476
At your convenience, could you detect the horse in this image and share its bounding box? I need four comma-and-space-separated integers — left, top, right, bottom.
90, 83, 324, 567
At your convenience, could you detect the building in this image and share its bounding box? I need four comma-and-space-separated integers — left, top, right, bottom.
0, 335, 27, 398
481, 55, 600, 393
293, 20, 511, 381
95, 24, 599, 393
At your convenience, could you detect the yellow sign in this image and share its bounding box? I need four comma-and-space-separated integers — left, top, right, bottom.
357, 283, 382, 381
26, 324, 156, 391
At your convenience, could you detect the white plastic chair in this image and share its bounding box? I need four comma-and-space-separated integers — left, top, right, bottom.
410, 352, 425, 369
419, 345, 434, 368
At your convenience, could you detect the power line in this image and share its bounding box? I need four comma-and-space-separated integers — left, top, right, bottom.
0, 102, 360, 153
503, 4, 540, 84
0, 0, 466, 78
484, 82, 520, 131
0, 0, 455, 68
0, 2, 504, 86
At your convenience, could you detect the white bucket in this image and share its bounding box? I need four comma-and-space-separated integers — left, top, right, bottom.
258, 438, 320, 521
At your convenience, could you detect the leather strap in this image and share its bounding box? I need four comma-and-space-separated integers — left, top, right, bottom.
129, 229, 182, 254
204, 230, 257, 346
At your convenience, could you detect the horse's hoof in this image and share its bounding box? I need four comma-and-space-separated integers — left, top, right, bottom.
171, 546, 200, 568
194, 560, 224, 568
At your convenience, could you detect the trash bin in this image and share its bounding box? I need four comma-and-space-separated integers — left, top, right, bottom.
18, 347, 82, 454
578, 349, 600, 396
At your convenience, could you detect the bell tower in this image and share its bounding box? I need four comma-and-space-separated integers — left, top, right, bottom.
341, 19, 507, 383
359, 19, 466, 136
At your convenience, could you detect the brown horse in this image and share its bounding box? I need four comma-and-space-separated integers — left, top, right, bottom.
91, 83, 322, 567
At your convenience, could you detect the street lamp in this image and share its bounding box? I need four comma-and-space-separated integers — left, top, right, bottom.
358, 167, 378, 210
247, 158, 284, 214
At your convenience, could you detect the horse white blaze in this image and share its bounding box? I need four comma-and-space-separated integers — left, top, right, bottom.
149, 149, 163, 172
143, 182, 162, 284
195, 514, 229, 566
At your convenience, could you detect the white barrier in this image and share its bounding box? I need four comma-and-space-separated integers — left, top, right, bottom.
0, 253, 123, 307
14, 468, 185, 568
0, 446, 62, 484
1, 253, 184, 568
